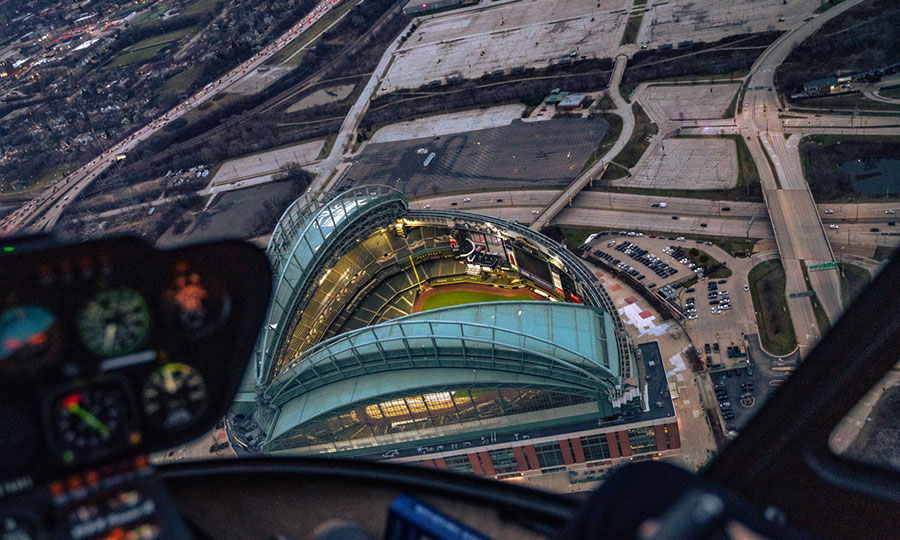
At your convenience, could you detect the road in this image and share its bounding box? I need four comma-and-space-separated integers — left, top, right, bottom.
0, 0, 345, 237
529, 54, 634, 231
306, 16, 413, 193
412, 190, 900, 249
736, 0, 866, 355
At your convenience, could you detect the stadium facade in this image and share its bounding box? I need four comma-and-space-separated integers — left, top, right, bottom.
239, 185, 679, 480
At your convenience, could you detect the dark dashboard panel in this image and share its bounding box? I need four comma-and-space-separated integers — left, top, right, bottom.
0, 237, 272, 484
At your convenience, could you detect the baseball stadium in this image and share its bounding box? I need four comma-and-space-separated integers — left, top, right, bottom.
234, 185, 679, 480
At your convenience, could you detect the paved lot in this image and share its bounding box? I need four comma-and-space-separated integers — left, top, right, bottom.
640, 84, 741, 121
611, 137, 738, 190
286, 84, 356, 113
584, 235, 702, 289
208, 139, 325, 187
638, 0, 820, 46
369, 104, 527, 143
229, 66, 293, 95
158, 182, 296, 247
380, 0, 625, 93
341, 118, 607, 197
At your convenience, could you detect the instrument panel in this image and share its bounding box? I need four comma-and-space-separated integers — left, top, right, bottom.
0, 236, 272, 484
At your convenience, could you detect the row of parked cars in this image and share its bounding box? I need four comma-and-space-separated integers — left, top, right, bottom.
613, 241, 678, 279
709, 281, 732, 314
664, 246, 707, 275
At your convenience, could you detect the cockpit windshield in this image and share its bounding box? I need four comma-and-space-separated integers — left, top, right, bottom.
1, 0, 899, 497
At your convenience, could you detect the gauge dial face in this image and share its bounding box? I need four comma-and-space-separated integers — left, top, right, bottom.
0, 305, 54, 361
51, 383, 133, 464
77, 287, 151, 357
142, 363, 208, 430
163, 270, 231, 338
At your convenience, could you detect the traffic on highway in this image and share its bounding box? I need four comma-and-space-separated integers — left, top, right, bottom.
0, 0, 343, 237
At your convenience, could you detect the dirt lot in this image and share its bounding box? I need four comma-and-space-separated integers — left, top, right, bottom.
208, 139, 325, 186
286, 84, 356, 113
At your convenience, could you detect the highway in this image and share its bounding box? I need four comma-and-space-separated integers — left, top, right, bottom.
0, 0, 345, 237
412, 190, 900, 250
737, 0, 866, 355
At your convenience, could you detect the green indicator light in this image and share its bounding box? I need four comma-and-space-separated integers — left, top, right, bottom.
2, 247, 13, 253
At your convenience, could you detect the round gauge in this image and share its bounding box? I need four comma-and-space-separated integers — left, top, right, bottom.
0, 515, 40, 540
162, 272, 231, 338
142, 363, 208, 430
50, 383, 133, 464
0, 305, 54, 361
77, 287, 151, 357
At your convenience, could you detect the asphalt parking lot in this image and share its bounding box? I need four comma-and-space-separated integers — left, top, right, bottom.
708, 364, 765, 432
584, 233, 703, 289
341, 118, 608, 197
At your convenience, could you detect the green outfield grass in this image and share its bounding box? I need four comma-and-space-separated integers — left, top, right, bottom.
421, 290, 535, 311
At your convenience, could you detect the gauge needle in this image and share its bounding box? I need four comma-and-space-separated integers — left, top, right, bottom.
67, 403, 109, 437
163, 367, 178, 394
103, 323, 117, 350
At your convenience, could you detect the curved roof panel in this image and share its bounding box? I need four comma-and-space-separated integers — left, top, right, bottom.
257, 185, 407, 381
264, 302, 621, 429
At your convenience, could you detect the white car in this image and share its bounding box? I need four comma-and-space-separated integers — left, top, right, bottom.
829, 225, 839, 230
744, 284, 750, 291
824, 209, 834, 214
463, 197, 471, 202
885, 210, 896, 215
531, 210, 539, 214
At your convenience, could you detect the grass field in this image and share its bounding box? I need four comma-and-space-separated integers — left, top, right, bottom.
748, 259, 797, 356
181, 0, 223, 17
840, 262, 871, 304
798, 93, 900, 112
421, 290, 535, 311
608, 102, 657, 173
162, 66, 200, 96
620, 14, 643, 46
685, 247, 732, 279
108, 26, 196, 68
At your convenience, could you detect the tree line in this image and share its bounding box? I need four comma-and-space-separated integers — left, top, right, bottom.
776, 0, 900, 95
623, 32, 781, 85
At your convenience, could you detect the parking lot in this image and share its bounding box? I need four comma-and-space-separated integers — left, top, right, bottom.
341, 118, 607, 196
611, 137, 738, 190
709, 365, 762, 433
380, 0, 625, 93
639, 84, 741, 122
638, 0, 821, 47
584, 233, 717, 290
